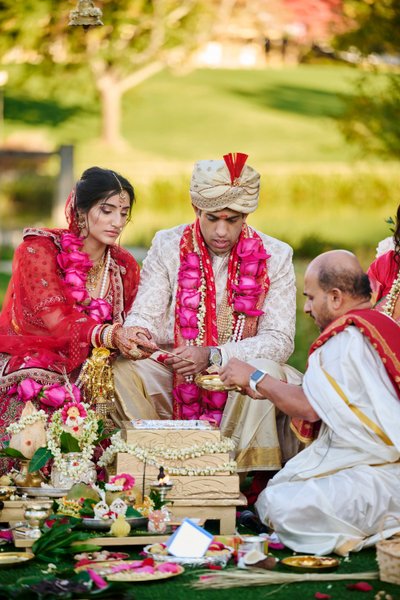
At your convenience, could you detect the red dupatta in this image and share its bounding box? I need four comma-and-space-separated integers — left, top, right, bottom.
291, 308, 400, 443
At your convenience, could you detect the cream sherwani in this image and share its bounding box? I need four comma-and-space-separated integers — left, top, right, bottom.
256, 327, 400, 555
113, 224, 299, 471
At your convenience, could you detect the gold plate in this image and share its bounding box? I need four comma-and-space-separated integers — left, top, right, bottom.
281, 555, 339, 573
107, 564, 184, 582
0, 552, 34, 567
195, 373, 240, 392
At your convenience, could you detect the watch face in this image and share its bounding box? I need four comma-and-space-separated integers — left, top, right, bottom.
250, 369, 266, 383
210, 348, 222, 366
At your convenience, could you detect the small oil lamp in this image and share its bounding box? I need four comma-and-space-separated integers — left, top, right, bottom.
150, 466, 173, 502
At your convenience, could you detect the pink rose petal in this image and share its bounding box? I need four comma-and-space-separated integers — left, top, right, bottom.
347, 582, 373, 592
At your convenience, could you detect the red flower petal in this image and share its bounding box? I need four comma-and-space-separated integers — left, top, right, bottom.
207, 564, 222, 570
315, 593, 331, 599
346, 582, 373, 592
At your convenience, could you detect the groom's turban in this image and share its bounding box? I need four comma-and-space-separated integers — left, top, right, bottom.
190, 152, 260, 214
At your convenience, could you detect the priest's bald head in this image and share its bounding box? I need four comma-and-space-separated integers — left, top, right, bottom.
304, 250, 372, 331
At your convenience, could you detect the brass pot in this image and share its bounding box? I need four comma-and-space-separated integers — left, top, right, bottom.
13, 460, 45, 488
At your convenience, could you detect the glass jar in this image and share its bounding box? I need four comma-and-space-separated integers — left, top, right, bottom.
50, 452, 96, 489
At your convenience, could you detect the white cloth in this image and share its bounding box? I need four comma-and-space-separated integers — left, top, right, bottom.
255, 327, 400, 555
125, 224, 296, 365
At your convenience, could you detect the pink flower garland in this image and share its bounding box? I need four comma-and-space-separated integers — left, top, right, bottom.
58, 232, 112, 323
174, 235, 270, 425
9, 378, 82, 410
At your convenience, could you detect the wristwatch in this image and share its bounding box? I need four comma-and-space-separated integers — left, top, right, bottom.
249, 369, 267, 393
209, 347, 222, 367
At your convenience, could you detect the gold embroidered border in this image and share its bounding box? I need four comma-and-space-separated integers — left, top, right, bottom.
235, 446, 281, 470
322, 367, 393, 447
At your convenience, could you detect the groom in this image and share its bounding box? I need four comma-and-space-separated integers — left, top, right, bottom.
113, 153, 300, 497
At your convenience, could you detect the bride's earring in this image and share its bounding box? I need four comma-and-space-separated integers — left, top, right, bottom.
77, 213, 87, 234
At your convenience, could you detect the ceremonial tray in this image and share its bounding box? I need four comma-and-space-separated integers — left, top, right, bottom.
76, 559, 184, 582
0, 552, 34, 567
107, 565, 184, 582
281, 555, 339, 573
16, 487, 69, 498
143, 543, 234, 566
82, 516, 148, 531
195, 374, 240, 392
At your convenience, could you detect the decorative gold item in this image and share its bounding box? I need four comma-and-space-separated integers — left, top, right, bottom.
195, 373, 240, 392
69, 0, 103, 29
0, 486, 15, 501
79, 347, 116, 428
24, 502, 52, 538
13, 459, 45, 488
281, 555, 339, 573
0, 552, 34, 567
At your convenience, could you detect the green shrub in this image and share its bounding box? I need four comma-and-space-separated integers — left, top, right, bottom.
1, 174, 56, 225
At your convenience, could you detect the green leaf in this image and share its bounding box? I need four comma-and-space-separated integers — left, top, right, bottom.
126, 506, 142, 518
28, 446, 53, 472
60, 431, 81, 453
96, 428, 119, 444
0, 447, 26, 458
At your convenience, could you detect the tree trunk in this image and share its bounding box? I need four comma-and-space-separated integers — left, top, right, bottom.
98, 80, 123, 147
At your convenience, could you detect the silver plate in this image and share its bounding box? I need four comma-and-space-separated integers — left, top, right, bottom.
16, 487, 70, 498
143, 544, 234, 566
82, 516, 148, 531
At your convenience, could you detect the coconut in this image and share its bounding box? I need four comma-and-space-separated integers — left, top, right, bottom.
243, 550, 266, 565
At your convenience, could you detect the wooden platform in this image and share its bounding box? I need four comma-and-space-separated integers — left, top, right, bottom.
8, 493, 247, 550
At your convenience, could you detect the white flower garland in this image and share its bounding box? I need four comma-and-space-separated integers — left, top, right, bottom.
382, 268, 400, 317
98, 432, 237, 476
47, 402, 99, 481
6, 410, 47, 435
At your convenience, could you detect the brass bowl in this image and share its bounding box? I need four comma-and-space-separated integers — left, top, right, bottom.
281, 555, 339, 573
195, 373, 240, 392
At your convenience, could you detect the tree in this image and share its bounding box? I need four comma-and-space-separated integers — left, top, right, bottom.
334, 0, 400, 158
0, 0, 208, 146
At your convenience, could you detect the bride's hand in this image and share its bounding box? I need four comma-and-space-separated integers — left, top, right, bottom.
114, 326, 158, 360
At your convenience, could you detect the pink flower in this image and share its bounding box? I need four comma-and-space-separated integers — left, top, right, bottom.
177, 307, 198, 339
41, 384, 67, 408
180, 289, 201, 309
233, 295, 263, 316
240, 259, 263, 277
233, 275, 261, 295
346, 582, 373, 592
203, 390, 228, 410
315, 594, 331, 599
57, 251, 91, 271
156, 563, 181, 573
69, 286, 89, 303
133, 566, 155, 574
200, 410, 223, 426
17, 379, 42, 402
61, 401, 87, 424
87, 568, 108, 590
109, 473, 136, 491
184, 252, 200, 269
69, 384, 82, 402
60, 233, 84, 252
173, 382, 201, 405
237, 238, 269, 261
87, 298, 112, 323
178, 270, 201, 289
181, 403, 201, 419
64, 268, 87, 288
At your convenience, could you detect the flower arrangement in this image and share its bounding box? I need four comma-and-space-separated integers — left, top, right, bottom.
98, 432, 237, 476
8, 378, 81, 410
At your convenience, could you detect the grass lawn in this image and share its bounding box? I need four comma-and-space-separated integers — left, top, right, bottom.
4, 64, 367, 179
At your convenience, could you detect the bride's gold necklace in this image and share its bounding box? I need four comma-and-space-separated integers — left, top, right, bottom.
86, 253, 106, 292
